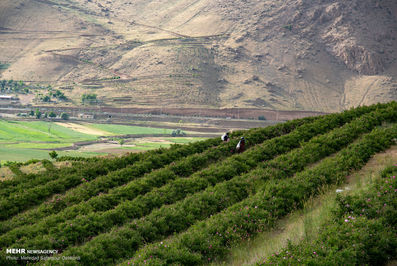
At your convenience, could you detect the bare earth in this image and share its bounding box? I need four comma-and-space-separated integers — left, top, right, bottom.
55, 122, 111, 136
0, 0, 396, 112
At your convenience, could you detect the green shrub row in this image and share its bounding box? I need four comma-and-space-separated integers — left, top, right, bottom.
0, 137, 224, 220
123, 124, 397, 265
0, 116, 312, 235
260, 166, 397, 265
50, 106, 397, 264
0, 126, 254, 198
0, 148, 163, 199
17, 104, 396, 262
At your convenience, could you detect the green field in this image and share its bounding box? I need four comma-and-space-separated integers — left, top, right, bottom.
0, 120, 99, 162
0, 120, 206, 162
0, 120, 96, 143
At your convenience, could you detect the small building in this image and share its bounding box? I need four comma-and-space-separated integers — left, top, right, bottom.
0, 95, 13, 101
78, 113, 95, 119
0, 95, 19, 105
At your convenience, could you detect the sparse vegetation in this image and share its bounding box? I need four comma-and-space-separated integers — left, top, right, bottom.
81, 93, 98, 104
0, 80, 29, 94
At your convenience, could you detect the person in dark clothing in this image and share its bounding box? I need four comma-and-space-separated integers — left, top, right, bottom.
221, 132, 230, 142
235, 137, 245, 153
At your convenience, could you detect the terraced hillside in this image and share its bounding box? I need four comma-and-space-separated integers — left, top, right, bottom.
0, 0, 396, 111
0, 102, 396, 265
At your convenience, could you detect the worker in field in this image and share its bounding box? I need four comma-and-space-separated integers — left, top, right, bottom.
235, 137, 245, 153
221, 132, 230, 142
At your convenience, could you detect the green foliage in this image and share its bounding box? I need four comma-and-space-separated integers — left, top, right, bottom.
172, 129, 186, 137
119, 139, 125, 146
0, 80, 47, 94
41, 95, 51, 102
49, 151, 58, 160
81, 93, 97, 104
0, 102, 396, 265
53, 89, 67, 101
21, 103, 397, 264
35, 108, 42, 119
48, 111, 57, 118
261, 166, 397, 265
127, 124, 397, 265
0, 109, 317, 249
60, 112, 69, 120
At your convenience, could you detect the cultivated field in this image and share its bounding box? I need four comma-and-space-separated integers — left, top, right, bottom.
0, 120, 203, 164
0, 102, 396, 265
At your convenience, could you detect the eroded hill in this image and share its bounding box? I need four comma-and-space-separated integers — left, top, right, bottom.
0, 0, 396, 112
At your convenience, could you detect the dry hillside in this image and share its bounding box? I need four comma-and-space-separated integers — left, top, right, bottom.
0, 0, 396, 112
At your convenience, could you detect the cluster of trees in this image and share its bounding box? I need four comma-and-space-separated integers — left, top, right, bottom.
19, 109, 69, 120
40, 89, 68, 102
0, 80, 29, 94
81, 93, 97, 104
0, 80, 51, 95
171, 129, 186, 137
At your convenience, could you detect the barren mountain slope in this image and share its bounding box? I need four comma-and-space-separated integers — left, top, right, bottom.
0, 0, 396, 112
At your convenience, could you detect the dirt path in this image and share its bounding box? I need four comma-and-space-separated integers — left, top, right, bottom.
55, 122, 111, 136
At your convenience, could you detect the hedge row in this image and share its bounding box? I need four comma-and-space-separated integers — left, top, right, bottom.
1, 124, 260, 197
0, 136, 223, 220
124, 124, 397, 265
0, 115, 314, 235
49, 106, 397, 264
260, 166, 397, 265
0, 148, 165, 199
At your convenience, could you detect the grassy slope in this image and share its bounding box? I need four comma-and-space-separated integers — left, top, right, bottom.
0, 120, 207, 162
0, 120, 100, 162
0, 120, 97, 143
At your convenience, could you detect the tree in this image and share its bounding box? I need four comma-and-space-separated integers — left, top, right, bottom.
81, 93, 97, 104
42, 95, 51, 102
49, 151, 58, 160
53, 90, 67, 101
35, 108, 42, 119
49, 111, 57, 118
60, 113, 69, 120
29, 110, 34, 116
119, 139, 125, 147
171, 129, 186, 137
